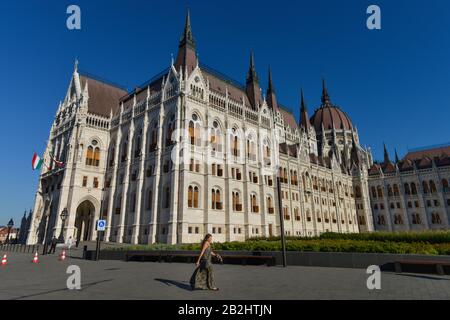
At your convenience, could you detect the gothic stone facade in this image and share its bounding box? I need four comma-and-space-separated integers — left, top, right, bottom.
369, 145, 450, 231
27, 13, 375, 245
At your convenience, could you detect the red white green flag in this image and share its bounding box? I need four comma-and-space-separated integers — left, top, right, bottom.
32, 152, 43, 170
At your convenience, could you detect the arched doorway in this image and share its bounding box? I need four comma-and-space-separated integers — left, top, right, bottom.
75, 200, 95, 242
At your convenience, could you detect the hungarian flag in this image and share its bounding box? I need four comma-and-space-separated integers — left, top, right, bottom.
32, 153, 43, 170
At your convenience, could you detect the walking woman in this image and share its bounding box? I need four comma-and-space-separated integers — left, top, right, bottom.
190, 234, 220, 291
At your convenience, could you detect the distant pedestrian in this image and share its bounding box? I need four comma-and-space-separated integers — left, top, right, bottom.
190, 234, 221, 291
48, 236, 58, 254
67, 236, 73, 250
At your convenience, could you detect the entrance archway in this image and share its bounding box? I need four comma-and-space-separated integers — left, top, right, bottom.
75, 200, 95, 242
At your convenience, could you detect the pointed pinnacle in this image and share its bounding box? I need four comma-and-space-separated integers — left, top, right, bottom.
301, 89, 307, 112
268, 68, 275, 94
321, 78, 330, 105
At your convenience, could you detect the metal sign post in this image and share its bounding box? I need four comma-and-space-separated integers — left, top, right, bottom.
95, 220, 106, 261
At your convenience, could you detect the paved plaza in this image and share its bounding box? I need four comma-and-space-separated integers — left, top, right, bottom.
1, 250, 450, 300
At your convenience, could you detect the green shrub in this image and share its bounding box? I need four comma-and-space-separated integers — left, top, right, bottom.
249, 231, 450, 244
106, 239, 444, 255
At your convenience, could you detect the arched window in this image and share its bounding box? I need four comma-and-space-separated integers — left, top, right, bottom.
150, 122, 158, 152
294, 208, 300, 221
404, 183, 411, 195
188, 185, 200, 208
443, 179, 449, 192
422, 181, 429, 194
212, 188, 222, 210
86, 146, 94, 166
210, 120, 222, 153
263, 139, 271, 166
412, 213, 421, 225
355, 186, 362, 198
93, 147, 100, 167
232, 191, 242, 212
430, 180, 437, 193
134, 128, 142, 158
166, 119, 175, 147
267, 196, 274, 213
371, 186, 377, 198
250, 194, 258, 213
246, 134, 256, 162
432, 213, 442, 225
121, 134, 129, 162
193, 186, 199, 208
377, 186, 383, 198
393, 184, 400, 196
188, 186, 193, 208
189, 121, 195, 145
387, 185, 393, 197
411, 182, 418, 195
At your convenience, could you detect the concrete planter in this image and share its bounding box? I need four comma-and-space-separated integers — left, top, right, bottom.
85, 249, 450, 273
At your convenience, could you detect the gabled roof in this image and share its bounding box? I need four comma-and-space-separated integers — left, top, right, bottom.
404, 145, 450, 161
80, 75, 127, 117
279, 107, 298, 130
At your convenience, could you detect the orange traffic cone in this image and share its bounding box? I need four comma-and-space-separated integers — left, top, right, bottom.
32, 252, 39, 263
59, 250, 66, 261
1, 254, 7, 266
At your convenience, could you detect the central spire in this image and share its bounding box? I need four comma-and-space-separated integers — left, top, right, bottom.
321, 78, 331, 106
175, 10, 197, 73
179, 10, 195, 49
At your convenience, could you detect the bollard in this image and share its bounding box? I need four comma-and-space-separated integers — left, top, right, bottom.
82, 245, 88, 260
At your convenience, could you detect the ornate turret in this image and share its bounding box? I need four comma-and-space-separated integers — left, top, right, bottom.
175, 10, 197, 74
245, 52, 263, 109
299, 89, 311, 131
383, 143, 391, 164
266, 68, 278, 110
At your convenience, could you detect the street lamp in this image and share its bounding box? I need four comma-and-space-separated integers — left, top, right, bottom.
59, 208, 68, 243
6, 219, 14, 244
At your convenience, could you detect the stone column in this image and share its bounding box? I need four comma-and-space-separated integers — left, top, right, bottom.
117, 121, 135, 243
131, 110, 149, 244
105, 126, 122, 241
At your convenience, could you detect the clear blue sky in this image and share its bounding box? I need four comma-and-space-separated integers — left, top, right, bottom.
1, 0, 449, 226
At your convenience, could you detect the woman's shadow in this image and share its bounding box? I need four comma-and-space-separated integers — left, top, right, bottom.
155, 278, 192, 291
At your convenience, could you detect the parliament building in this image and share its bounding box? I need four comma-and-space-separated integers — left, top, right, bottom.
27, 12, 379, 245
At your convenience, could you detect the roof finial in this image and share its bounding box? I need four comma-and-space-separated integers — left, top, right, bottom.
180, 9, 195, 49
74, 57, 79, 72
301, 88, 307, 112
395, 148, 400, 163
246, 51, 259, 84
268, 67, 275, 94
383, 143, 391, 163
299, 89, 311, 131
321, 78, 331, 106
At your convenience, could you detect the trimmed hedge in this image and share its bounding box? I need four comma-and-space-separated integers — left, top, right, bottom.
249, 231, 450, 244
106, 239, 450, 255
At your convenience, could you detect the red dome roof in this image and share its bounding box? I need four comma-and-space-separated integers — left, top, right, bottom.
310, 105, 353, 132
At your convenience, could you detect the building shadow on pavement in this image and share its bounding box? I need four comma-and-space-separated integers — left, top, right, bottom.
397, 273, 450, 281
155, 278, 192, 291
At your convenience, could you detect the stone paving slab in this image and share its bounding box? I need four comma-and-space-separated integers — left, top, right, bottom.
1, 251, 450, 300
